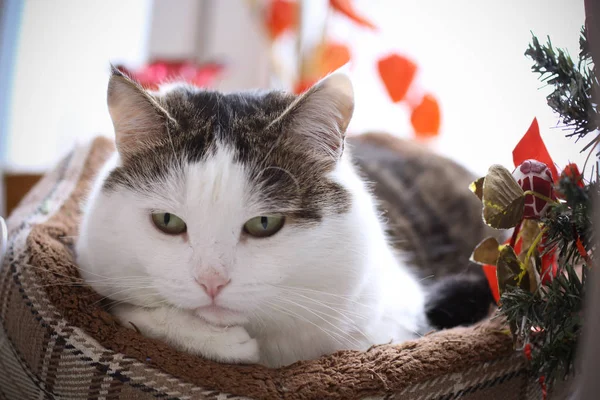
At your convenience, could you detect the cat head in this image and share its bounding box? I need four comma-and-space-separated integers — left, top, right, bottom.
78, 68, 374, 327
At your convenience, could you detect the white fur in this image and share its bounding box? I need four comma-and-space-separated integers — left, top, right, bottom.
76, 143, 428, 367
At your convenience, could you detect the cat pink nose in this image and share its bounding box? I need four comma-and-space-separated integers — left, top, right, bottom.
195, 275, 230, 299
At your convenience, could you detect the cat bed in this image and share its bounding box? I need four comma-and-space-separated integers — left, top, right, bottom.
0, 137, 542, 400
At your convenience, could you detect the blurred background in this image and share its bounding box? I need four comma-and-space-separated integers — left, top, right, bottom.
0, 0, 586, 215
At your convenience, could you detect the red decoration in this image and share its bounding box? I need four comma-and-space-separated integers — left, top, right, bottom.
512, 160, 555, 219
539, 376, 548, 400
377, 54, 417, 103
293, 79, 316, 94
318, 42, 351, 76
483, 264, 500, 303
524, 343, 533, 360
512, 118, 559, 181
410, 94, 441, 138
330, 0, 377, 30
265, 0, 297, 39
540, 243, 559, 285
116, 61, 225, 90
512, 234, 523, 255
575, 235, 591, 264
562, 163, 584, 187
524, 343, 548, 399
483, 235, 523, 306
483, 228, 561, 303
556, 163, 585, 200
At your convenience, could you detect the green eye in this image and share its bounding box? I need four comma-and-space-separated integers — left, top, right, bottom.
243, 216, 284, 238
151, 212, 187, 235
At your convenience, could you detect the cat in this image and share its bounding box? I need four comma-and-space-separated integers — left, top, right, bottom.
76, 67, 493, 368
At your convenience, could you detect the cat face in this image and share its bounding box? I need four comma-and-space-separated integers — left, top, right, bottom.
78, 69, 368, 327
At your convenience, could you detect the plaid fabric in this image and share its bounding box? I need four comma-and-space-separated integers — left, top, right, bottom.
0, 138, 548, 400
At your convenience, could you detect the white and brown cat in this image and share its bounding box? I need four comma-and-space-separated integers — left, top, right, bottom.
76, 68, 493, 368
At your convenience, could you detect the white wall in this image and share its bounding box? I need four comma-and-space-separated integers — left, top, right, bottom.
6, 0, 153, 173
5, 0, 590, 179
148, 0, 204, 60
332, 0, 588, 176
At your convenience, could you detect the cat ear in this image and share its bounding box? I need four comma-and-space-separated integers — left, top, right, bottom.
280, 72, 354, 159
107, 66, 174, 160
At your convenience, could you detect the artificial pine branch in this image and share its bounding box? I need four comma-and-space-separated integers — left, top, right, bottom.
498, 173, 594, 386
542, 176, 597, 265
499, 262, 586, 385
525, 30, 600, 148
579, 27, 591, 61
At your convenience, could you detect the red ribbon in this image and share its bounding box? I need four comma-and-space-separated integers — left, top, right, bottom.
513, 118, 559, 182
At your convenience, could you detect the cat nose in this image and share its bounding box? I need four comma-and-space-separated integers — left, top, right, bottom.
195, 274, 230, 299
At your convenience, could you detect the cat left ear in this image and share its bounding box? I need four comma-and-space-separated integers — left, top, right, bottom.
281, 73, 354, 160
107, 66, 175, 160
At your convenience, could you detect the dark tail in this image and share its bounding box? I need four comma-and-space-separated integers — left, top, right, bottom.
424, 271, 495, 330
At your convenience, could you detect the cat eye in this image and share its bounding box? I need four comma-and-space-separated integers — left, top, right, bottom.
151, 212, 187, 235
243, 216, 284, 238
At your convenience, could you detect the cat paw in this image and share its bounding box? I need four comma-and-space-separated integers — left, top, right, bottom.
205, 325, 260, 364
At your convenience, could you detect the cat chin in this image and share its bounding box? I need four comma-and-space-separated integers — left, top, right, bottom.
194, 305, 249, 327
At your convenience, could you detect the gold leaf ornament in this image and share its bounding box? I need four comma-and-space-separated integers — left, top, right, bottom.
471, 237, 501, 265
496, 245, 532, 296
482, 165, 526, 229
469, 176, 485, 201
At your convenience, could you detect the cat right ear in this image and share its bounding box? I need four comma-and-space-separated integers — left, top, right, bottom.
107, 66, 174, 160
273, 72, 354, 163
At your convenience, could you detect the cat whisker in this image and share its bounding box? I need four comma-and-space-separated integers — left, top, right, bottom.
23, 267, 116, 288
281, 292, 372, 342
263, 301, 350, 348
276, 305, 360, 349
283, 290, 370, 320
67, 262, 154, 282
270, 284, 378, 306
282, 288, 424, 339
137, 297, 170, 309
274, 297, 363, 348
103, 292, 165, 312
279, 292, 423, 341
249, 309, 268, 331
31, 280, 152, 290
35, 274, 155, 287
277, 287, 372, 317
90, 285, 160, 308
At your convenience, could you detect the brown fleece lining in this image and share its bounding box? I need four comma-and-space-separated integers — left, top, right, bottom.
25, 136, 517, 400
